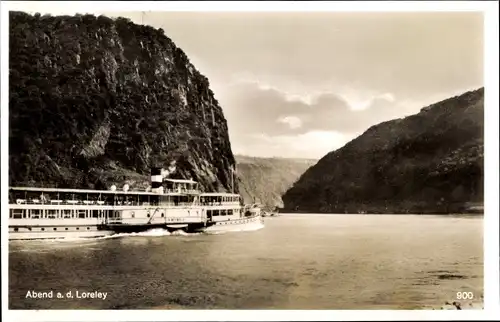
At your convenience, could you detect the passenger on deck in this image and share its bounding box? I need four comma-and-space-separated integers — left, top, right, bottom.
40, 194, 49, 204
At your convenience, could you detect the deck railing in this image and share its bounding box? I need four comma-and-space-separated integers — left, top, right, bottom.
14, 199, 241, 207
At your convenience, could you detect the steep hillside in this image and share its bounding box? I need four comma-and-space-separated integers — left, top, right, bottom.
235, 155, 316, 209
282, 88, 484, 214
9, 12, 237, 192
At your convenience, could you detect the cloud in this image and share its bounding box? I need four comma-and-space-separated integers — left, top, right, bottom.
339, 92, 396, 111
379, 93, 396, 103
219, 81, 423, 158
234, 130, 354, 159
278, 116, 303, 129
220, 81, 412, 137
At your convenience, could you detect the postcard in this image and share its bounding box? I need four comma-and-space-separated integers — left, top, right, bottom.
2, 1, 499, 321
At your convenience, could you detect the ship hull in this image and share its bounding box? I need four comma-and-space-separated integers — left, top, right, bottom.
103, 223, 202, 234
8, 214, 264, 240
8, 226, 115, 240
98, 214, 264, 234
199, 214, 264, 233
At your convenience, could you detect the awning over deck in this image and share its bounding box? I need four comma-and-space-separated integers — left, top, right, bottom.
164, 179, 198, 184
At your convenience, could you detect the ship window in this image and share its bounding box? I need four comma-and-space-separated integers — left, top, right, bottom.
220, 210, 226, 216
161, 213, 164, 217
47, 209, 57, 219
14, 227, 18, 232
31, 209, 41, 219
63, 210, 72, 218
147, 213, 150, 218
78, 210, 86, 218
76, 227, 79, 230
28, 227, 32, 231
41, 228, 45, 231
213, 210, 219, 216
131, 212, 135, 218
87, 227, 90, 230
65, 228, 69, 231
53, 228, 57, 231
92, 210, 99, 218
12, 209, 24, 219
228, 209, 233, 216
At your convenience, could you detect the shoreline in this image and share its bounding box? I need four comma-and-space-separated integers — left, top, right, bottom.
426, 301, 484, 310
277, 213, 484, 217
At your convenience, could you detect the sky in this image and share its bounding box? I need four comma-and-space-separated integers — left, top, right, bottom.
7, 4, 485, 159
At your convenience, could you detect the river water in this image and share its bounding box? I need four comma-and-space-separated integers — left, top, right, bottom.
9, 214, 483, 310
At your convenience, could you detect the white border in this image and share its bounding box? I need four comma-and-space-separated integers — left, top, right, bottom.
483, 0, 500, 317
1, 1, 499, 321
0, 0, 498, 13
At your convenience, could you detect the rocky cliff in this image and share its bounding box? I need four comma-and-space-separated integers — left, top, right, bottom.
282, 88, 484, 214
9, 11, 237, 192
234, 155, 316, 209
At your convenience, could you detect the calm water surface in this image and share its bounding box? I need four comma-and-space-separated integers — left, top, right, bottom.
9, 214, 483, 309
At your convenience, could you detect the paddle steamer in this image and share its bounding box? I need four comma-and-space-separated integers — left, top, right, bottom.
8, 167, 263, 240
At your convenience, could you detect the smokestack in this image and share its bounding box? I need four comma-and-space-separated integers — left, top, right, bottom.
151, 167, 163, 191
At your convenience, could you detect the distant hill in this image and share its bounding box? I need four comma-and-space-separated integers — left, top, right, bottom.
282, 88, 484, 214
235, 155, 316, 210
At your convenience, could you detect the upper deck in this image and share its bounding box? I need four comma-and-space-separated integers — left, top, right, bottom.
9, 182, 242, 207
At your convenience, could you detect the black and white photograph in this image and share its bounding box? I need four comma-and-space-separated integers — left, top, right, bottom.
1, 1, 499, 321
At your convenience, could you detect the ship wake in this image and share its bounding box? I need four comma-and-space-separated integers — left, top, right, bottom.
205, 221, 265, 234
9, 222, 265, 246
98, 228, 201, 239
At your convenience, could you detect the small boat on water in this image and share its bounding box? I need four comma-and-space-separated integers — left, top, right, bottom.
8, 167, 264, 240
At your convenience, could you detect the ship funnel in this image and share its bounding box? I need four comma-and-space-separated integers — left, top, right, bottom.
151, 167, 163, 193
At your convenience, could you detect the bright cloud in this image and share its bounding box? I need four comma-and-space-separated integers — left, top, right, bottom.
278, 116, 303, 129
242, 130, 355, 159
378, 92, 395, 103
230, 77, 398, 112
338, 89, 397, 111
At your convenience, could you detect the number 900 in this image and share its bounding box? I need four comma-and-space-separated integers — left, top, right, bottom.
456, 292, 474, 300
